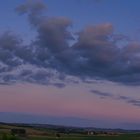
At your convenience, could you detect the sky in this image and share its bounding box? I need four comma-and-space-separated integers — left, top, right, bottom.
1, 0, 140, 129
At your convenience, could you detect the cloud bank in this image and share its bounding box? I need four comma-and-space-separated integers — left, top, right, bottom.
0, 1, 140, 86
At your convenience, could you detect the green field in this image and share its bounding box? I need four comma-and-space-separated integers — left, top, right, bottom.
1, 133, 140, 140
0, 123, 140, 140
28, 134, 140, 140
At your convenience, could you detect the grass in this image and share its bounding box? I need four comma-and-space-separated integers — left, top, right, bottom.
29, 134, 140, 140
0, 124, 140, 140
1, 133, 140, 140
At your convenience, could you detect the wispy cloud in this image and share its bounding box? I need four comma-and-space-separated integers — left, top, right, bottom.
91, 89, 140, 107
90, 89, 113, 98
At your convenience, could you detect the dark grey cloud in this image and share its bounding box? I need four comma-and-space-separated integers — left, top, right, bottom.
90, 89, 113, 98
91, 89, 140, 107
0, 1, 140, 86
19, 69, 51, 84
16, 1, 139, 85
0, 32, 22, 66
51, 83, 66, 88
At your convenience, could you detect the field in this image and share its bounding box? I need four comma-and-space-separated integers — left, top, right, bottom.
28, 134, 140, 140
0, 134, 140, 140
0, 123, 140, 140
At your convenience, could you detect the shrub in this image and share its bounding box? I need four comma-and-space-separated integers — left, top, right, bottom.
2, 133, 8, 140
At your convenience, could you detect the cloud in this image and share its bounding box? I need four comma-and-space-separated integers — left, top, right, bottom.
0, 0, 140, 86
0, 32, 23, 68
90, 89, 113, 98
51, 83, 66, 88
76, 0, 103, 5
16, 0, 46, 26
91, 89, 140, 107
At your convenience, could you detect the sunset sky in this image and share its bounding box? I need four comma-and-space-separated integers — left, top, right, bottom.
0, 0, 140, 129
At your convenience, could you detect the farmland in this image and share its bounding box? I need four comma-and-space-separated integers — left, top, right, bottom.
0, 123, 140, 140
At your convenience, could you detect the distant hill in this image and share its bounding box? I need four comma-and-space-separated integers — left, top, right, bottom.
0, 112, 140, 131
0, 122, 140, 134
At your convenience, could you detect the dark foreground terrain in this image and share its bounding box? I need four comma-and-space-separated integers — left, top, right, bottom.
0, 122, 140, 140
